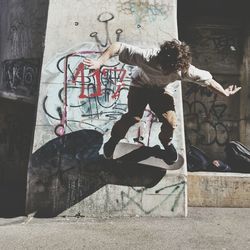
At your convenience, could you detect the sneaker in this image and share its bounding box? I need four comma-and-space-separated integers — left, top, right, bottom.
163, 143, 178, 165
103, 138, 118, 159
154, 143, 178, 165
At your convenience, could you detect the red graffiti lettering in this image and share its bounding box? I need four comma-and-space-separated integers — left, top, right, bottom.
72, 63, 101, 98
70, 60, 127, 99
102, 68, 126, 99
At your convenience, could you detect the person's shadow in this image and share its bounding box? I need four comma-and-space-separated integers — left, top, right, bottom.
27, 129, 167, 217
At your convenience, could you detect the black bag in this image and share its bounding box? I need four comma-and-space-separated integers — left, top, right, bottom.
187, 145, 210, 172
225, 141, 250, 173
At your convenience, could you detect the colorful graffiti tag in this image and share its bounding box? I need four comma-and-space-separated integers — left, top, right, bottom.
42, 46, 160, 146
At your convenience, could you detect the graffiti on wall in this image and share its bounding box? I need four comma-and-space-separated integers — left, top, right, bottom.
183, 25, 242, 74
180, 24, 243, 158
117, 0, 173, 25
183, 82, 240, 148
3, 58, 40, 97
42, 10, 176, 145
120, 181, 185, 214
6, 1, 48, 57
90, 12, 123, 49
43, 47, 162, 146
44, 51, 128, 132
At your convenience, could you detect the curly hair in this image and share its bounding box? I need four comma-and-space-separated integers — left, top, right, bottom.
158, 39, 192, 73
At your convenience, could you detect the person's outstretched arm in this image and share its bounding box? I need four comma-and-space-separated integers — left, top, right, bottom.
183, 65, 242, 97
83, 42, 121, 73
206, 78, 241, 97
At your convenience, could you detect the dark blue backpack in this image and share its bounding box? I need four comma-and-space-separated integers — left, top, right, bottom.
187, 145, 210, 172
187, 145, 231, 172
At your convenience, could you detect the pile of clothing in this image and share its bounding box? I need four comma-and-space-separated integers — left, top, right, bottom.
187, 141, 250, 173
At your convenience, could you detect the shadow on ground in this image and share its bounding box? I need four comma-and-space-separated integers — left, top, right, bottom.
26, 129, 167, 217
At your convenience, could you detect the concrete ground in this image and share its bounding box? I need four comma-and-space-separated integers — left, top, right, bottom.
0, 207, 250, 250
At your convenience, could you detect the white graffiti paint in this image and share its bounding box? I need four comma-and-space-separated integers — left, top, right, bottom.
42, 43, 181, 148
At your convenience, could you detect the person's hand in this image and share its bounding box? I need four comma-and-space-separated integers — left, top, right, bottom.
224, 85, 241, 96
212, 160, 220, 167
83, 58, 101, 75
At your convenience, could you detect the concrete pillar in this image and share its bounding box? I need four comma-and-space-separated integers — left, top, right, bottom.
0, 0, 49, 102
240, 26, 250, 146
0, 0, 49, 216
26, 0, 188, 217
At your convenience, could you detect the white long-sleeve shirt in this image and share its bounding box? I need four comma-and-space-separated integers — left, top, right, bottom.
118, 43, 212, 88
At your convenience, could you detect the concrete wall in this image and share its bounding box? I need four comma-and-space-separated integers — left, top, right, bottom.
26, 0, 188, 217
0, 98, 35, 216
178, 0, 250, 208
180, 19, 243, 160
177, 0, 247, 161
240, 24, 250, 146
0, 0, 49, 102
188, 172, 250, 207
0, 0, 49, 216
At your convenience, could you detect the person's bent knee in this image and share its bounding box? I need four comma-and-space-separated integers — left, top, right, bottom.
162, 110, 177, 129
121, 113, 141, 124
133, 116, 141, 122
111, 114, 141, 140
159, 130, 173, 146
159, 111, 177, 147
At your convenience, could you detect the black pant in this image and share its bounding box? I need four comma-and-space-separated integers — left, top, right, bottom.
111, 86, 177, 148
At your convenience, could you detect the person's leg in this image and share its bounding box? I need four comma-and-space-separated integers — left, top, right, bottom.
103, 86, 148, 159
158, 110, 177, 146
149, 89, 178, 164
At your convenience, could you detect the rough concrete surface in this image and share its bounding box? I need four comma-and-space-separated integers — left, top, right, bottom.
188, 172, 250, 207
0, 207, 250, 250
27, 0, 187, 218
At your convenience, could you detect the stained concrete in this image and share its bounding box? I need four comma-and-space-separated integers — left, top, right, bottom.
0, 207, 250, 250
27, 0, 188, 217
188, 172, 250, 207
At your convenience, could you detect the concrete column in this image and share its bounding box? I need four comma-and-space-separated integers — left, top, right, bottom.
240, 26, 250, 146
26, 0, 188, 217
0, 0, 49, 217
0, 0, 49, 102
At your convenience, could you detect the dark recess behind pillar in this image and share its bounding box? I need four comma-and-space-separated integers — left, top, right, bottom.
0, 0, 49, 217
177, 0, 246, 160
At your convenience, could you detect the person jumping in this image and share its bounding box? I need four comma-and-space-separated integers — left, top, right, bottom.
83, 40, 241, 164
